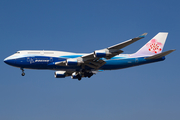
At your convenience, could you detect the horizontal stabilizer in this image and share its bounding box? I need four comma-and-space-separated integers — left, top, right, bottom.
145, 49, 175, 59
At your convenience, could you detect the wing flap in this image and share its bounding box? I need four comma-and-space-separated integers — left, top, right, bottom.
84, 59, 106, 69
55, 61, 66, 66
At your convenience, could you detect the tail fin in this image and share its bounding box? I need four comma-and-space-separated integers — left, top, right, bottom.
132, 32, 168, 57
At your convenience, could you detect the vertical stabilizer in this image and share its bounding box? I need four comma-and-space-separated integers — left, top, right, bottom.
131, 32, 168, 57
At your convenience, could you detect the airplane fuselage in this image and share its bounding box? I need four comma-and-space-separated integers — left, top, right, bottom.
4, 50, 165, 71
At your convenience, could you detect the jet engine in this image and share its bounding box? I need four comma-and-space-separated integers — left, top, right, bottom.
94, 49, 111, 58
71, 72, 82, 80
54, 71, 67, 78
66, 59, 82, 66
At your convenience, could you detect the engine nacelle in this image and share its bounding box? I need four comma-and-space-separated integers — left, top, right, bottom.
71, 72, 82, 79
66, 59, 82, 66
54, 71, 66, 78
94, 49, 111, 58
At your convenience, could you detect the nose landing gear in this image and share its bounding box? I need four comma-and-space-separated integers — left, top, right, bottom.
20, 68, 25, 76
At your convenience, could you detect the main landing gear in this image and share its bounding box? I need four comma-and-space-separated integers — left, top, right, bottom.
77, 74, 82, 81
81, 69, 93, 78
21, 68, 25, 76
72, 70, 94, 81
77, 70, 93, 80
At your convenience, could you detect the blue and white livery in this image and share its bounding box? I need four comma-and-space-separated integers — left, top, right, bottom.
4, 32, 175, 80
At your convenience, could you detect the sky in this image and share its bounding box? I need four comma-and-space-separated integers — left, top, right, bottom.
0, 0, 180, 120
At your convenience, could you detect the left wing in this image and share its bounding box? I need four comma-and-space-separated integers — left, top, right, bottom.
81, 32, 147, 60
55, 33, 147, 69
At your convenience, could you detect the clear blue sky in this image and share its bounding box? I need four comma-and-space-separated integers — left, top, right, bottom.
1, 0, 180, 120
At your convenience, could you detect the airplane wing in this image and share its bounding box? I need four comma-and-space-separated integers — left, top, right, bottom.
55, 33, 147, 69
81, 33, 147, 59
107, 33, 147, 50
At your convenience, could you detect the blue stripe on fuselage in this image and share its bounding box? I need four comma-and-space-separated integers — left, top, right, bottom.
100, 56, 165, 70
60, 55, 83, 58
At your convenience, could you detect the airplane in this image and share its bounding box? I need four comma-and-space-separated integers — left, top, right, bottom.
4, 32, 175, 80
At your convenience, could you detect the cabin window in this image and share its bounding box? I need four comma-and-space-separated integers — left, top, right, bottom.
44, 52, 54, 54
35, 58, 49, 60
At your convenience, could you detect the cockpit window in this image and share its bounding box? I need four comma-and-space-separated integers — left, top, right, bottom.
15, 52, 20, 54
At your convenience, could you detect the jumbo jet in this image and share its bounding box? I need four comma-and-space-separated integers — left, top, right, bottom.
4, 32, 175, 80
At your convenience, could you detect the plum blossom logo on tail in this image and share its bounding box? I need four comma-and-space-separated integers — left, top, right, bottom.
146, 39, 163, 53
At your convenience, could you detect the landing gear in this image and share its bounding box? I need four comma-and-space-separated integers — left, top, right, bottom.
20, 68, 25, 76
78, 77, 82, 81
76, 74, 82, 81
71, 70, 94, 80
21, 72, 25, 76
83, 70, 93, 78
87, 72, 93, 78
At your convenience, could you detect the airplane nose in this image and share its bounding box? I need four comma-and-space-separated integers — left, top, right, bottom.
4, 58, 15, 65
4, 58, 10, 64
4, 59, 7, 64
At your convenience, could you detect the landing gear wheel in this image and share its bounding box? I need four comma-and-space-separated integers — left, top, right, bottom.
20, 68, 25, 76
78, 76, 82, 81
21, 73, 25, 76
88, 73, 93, 78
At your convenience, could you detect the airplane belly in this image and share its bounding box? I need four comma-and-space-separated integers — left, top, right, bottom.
100, 57, 165, 70
101, 58, 136, 70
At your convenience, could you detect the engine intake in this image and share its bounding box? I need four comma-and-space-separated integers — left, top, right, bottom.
71, 72, 82, 80
54, 71, 66, 78
94, 49, 111, 58
66, 59, 82, 66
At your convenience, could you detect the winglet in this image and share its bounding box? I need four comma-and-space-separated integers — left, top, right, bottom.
139, 33, 148, 38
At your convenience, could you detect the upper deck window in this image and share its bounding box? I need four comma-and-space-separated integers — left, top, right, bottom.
44, 52, 54, 54
28, 52, 41, 54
